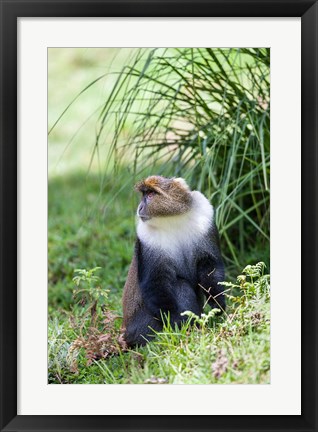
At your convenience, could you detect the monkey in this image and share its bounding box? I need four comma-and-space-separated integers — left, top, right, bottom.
122, 175, 225, 347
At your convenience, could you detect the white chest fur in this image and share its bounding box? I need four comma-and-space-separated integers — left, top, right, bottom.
136, 191, 214, 256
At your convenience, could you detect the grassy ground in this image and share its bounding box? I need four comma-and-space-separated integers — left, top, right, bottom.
48, 171, 270, 384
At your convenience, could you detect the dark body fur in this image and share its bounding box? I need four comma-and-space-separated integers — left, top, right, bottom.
123, 223, 225, 347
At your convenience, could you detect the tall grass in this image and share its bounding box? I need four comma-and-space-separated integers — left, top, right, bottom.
50, 48, 270, 272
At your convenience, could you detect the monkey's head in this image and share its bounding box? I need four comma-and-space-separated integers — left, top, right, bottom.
135, 176, 193, 222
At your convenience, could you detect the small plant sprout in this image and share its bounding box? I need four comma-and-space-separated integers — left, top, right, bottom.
220, 261, 270, 308
72, 266, 102, 287
181, 308, 221, 328
72, 267, 109, 316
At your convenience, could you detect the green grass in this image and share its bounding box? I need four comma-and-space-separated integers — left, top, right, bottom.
48, 172, 136, 313
48, 172, 270, 384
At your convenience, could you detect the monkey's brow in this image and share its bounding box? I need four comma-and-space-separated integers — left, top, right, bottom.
141, 186, 158, 193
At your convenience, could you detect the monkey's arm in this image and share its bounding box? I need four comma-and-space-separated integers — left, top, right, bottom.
137, 241, 184, 322
197, 225, 225, 311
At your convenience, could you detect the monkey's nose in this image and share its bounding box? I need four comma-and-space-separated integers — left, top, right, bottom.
137, 203, 151, 221
137, 203, 145, 217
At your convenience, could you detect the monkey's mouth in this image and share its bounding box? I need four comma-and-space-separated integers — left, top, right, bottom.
140, 215, 151, 222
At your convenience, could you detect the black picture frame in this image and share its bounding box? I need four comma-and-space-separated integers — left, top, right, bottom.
1, 1, 317, 431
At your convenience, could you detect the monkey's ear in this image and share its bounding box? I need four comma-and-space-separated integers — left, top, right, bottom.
173, 177, 190, 191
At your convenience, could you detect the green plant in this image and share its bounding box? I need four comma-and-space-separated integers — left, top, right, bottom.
66, 267, 126, 372
221, 261, 270, 305
72, 267, 108, 313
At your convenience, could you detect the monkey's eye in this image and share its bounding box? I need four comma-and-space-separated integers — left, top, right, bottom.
146, 191, 155, 199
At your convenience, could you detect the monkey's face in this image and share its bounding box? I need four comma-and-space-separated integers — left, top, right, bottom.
135, 176, 193, 222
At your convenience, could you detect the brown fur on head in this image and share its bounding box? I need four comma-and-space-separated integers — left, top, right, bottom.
135, 175, 193, 218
